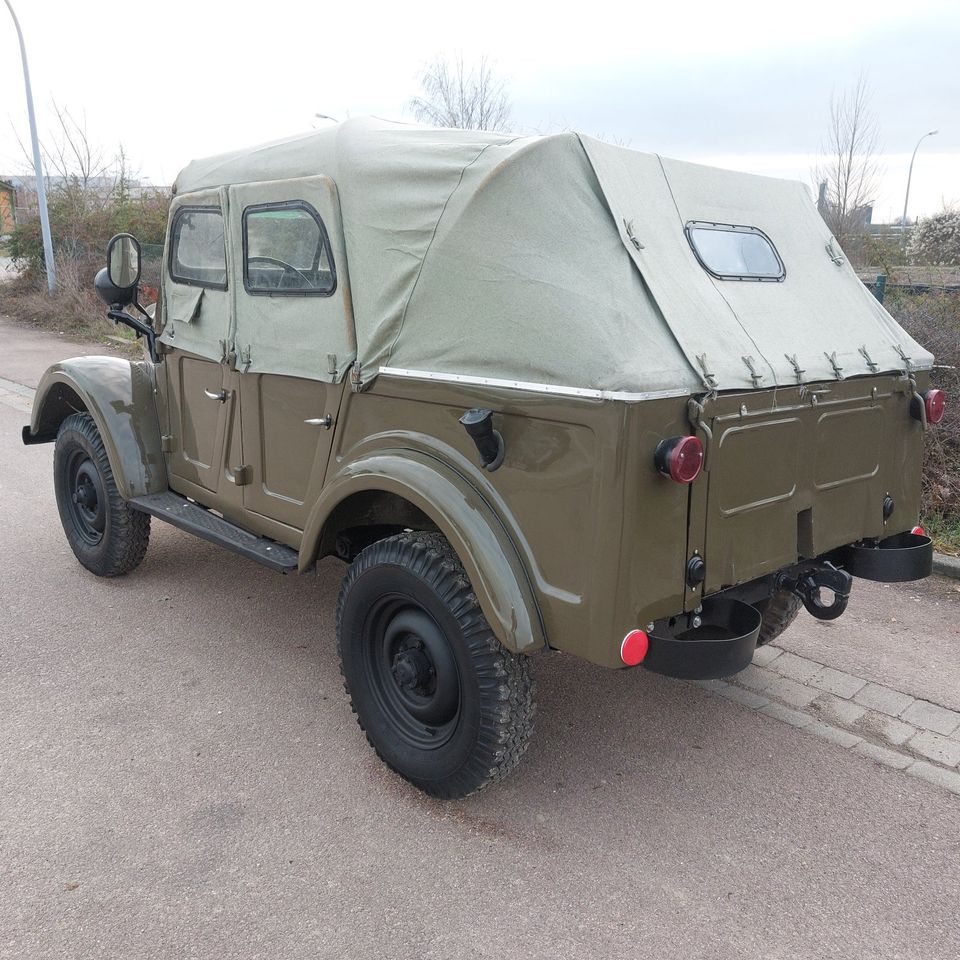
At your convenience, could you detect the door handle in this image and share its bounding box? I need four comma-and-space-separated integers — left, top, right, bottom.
304, 415, 333, 429
204, 388, 227, 402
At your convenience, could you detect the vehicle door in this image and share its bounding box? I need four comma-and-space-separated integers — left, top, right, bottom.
158, 189, 240, 502
226, 176, 355, 531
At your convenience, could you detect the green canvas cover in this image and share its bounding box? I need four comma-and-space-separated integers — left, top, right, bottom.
172, 117, 932, 395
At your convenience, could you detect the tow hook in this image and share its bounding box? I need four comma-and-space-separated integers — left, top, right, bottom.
777, 562, 853, 621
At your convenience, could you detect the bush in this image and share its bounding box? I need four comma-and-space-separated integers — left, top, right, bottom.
7, 181, 169, 285
887, 287, 960, 547
907, 208, 960, 266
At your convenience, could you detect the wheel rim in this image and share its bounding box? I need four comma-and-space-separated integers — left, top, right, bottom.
65, 450, 107, 546
362, 597, 461, 750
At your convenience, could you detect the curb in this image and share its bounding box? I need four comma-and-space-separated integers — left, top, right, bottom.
933, 553, 960, 579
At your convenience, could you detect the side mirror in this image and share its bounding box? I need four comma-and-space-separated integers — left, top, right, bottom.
97, 233, 141, 306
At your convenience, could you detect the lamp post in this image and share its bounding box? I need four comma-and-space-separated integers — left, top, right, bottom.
901, 129, 938, 249
3, 0, 56, 293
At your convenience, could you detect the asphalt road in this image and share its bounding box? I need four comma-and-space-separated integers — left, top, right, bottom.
1, 320, 959, 959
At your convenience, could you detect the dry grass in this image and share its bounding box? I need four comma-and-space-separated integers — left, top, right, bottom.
1, 259, 139, 352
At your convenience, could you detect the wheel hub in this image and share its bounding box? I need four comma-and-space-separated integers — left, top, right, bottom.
391, 647, 433, 692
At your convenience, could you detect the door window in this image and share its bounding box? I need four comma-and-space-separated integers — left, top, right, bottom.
169, 206, 227, 289
242, 201, 336, 295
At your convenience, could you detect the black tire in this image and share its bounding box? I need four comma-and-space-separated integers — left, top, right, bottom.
336, 531, 535, 799
753, 589, 803, 646
53, 412, 150, 577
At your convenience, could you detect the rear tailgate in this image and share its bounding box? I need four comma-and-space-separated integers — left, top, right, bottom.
689, 375, 924, 597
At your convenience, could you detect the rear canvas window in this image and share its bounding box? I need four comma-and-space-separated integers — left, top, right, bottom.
169, 207, 227, 289
243, 201, 336, 296
685, 221, 785, 281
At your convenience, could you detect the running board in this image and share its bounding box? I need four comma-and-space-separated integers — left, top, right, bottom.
128, 491, 299, 573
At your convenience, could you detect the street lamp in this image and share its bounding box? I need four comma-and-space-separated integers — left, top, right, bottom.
901, 129, 939, 248
3, 0, 55, 293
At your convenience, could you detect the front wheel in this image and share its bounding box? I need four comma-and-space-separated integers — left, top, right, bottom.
53, 412, 150, 577
336, 531, 535, 799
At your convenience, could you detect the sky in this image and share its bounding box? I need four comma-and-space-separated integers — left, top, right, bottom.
1, 0, 958, 223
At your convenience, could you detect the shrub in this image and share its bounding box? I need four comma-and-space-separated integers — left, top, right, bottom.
907, 208, 960, 266
887, 287, 960, 543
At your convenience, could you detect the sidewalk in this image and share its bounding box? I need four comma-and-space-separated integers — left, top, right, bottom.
0, 314, 128, 388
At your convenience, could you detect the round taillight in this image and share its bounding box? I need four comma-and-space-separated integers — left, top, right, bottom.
924, 389, 946, 425
620, 629, 649, 666
655, 436, 703, 484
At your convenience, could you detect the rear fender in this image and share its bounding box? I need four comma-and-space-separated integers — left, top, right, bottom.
301, 451, 547, 655
22, 357, 167, 500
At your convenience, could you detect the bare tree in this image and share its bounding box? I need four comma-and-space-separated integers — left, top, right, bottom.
409, 54, 511, 132
813, 75, 882, 243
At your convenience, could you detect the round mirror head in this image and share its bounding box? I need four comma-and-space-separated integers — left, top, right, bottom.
107, 233, 141, 291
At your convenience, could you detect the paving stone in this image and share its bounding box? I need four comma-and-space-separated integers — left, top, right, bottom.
763, 674, 820, 709
853, 741, 912, 770
809, 666, 867, 700
733, 664, 774, 692
715, 684, 769, 710
811, 692, 867, 727
806, 721, 862, 749
770, 651, 823, 683
760, 702, 814, 728
899, 700, 960, 737
752, 645, 783, 668
693, 678, 729, 692
856, 711, 916, 747
905, 760, 960, 796
852, 682, 915, 718
908, 730, 960, 768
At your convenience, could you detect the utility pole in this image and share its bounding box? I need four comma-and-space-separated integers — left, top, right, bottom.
3, 0, 56, 293
901, 129, 938, 250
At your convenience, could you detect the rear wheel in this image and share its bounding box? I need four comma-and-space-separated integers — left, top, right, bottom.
53, 413, 150, 577
753, 589, 803, 646
336, 531, 535, 799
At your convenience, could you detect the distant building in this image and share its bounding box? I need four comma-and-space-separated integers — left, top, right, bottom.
0, 180, 15, 234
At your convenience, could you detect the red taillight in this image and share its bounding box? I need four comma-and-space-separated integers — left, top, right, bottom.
924, 389, 946, 425
912, 525, 925, 536
655, 436, 704, 484
620, 629, 649, 666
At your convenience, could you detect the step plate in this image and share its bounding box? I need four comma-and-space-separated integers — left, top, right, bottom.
129, 492, 299, 573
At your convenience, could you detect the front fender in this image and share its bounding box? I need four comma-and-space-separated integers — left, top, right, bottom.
22, 356, 167, 500
301, 451, 547, 655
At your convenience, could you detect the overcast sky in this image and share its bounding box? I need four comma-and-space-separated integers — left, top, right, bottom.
2, 0, 957, 222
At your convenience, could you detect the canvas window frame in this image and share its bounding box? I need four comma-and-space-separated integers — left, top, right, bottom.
684, 220, 786, 283
241, 199, 338, 298
167, 204, 229, 291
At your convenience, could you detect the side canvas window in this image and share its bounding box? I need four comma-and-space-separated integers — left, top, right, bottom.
169, 206, 228, 289
685, 221, 785, 282
242, 201, 337, 296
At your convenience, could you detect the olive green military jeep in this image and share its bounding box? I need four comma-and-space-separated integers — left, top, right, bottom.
24, 118, 941, 798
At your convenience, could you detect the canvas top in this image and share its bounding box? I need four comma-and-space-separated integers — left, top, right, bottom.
172, 117, 931, 395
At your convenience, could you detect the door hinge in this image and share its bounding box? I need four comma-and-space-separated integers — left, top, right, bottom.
160, 435, 174, 453
232, 464, 252, 486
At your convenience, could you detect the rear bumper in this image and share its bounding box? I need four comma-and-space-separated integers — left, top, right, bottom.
637, 533, 933, 679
